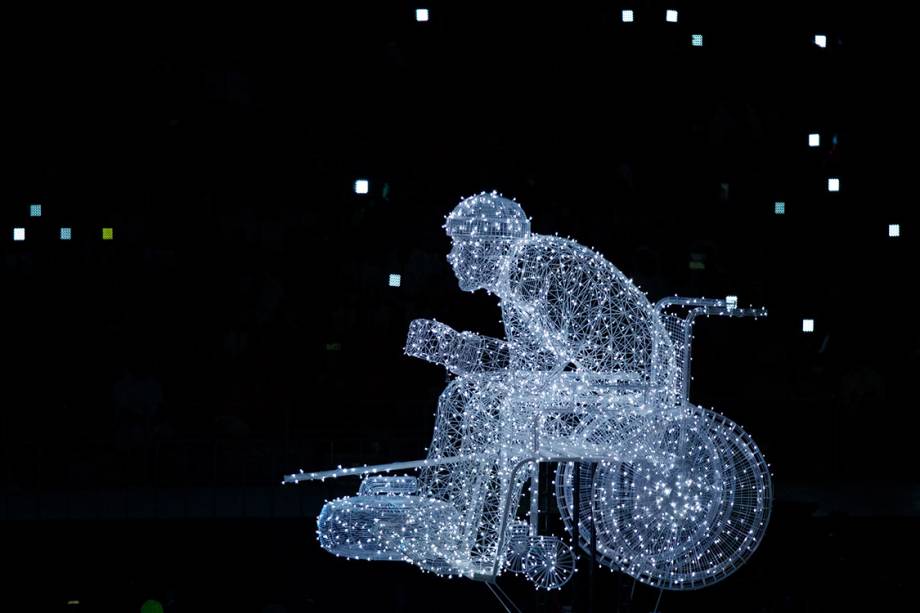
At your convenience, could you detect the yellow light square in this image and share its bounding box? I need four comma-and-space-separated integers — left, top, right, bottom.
102, 227, 114, 240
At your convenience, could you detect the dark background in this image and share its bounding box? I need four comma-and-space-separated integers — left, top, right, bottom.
2, 2, 916, 611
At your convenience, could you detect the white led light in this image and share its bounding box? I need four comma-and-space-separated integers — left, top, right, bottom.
803, 319, 815, 333
691, 34, 703, 47
666, 10, 678, 23
355, 179, 369, 194
827, 178, 840, 192
808, 133, 820, 147
889, 224, 900, 237
13, 227, 25, 241
814, 34, 827, 48
389, 273, 402, 287
622, 10, 634, 23
286, 191, 772, 594
416, 8, 429, 22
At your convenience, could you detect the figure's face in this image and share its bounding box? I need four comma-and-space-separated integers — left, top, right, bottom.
447, 237, 509, 292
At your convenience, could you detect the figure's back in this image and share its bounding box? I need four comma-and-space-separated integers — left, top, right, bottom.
503, 235, 666, 378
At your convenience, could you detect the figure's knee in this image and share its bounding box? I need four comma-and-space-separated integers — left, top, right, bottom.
436, 376, 480, 413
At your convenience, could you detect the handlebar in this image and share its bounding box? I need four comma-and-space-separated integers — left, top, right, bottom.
653, 296, 767, 406
655, 296, 767, 319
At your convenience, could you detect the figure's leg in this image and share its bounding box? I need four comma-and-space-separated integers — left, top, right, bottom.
421, 375, 522, 573
420, 376, 479, 501
460, 377, 517, 572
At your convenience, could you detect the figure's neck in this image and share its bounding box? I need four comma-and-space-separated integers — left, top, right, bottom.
485, 239, 526, 297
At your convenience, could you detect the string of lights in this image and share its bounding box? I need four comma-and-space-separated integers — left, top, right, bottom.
286, 192, 772, 593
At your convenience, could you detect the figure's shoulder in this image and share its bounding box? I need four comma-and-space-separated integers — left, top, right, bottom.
511, 234, 617, 272
504, 234, 654, 313
514, 234, 583, 260
509, 234, 649, 299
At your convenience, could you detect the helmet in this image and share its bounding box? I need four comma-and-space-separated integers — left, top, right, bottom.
444, 192, 531, 241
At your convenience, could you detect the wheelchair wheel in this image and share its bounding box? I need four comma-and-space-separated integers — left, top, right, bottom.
522, 536, 576, 590
556, 406, 772, 590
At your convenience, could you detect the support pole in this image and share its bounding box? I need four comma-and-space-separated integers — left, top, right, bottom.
572, 462, 581, 608
589, 463, 597, 613
530, 462, 539, 535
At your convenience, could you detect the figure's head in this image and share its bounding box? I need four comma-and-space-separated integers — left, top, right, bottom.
444, 192, 530, 293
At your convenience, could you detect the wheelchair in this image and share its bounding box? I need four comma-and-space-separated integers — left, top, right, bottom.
286, 297, 771, 592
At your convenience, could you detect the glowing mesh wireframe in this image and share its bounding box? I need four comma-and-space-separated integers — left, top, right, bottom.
285, 191, 772, 592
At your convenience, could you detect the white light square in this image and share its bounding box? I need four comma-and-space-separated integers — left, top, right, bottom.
802, 319, 814, 333
13, 227, 25, 241
666, 10, 678, 23
808, 133, 820, 147
389, 274, 401, 287
61, 227, 72, 240
416, 8, 429, 22
827, 178, 840, 192
889, 224, 900, 237
622, 10, 634, 23
355, 179, 369, 194
815, 34, 827, 48
726, 295, 738, 310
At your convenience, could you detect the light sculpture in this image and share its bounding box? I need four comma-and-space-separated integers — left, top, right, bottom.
284, 192, 772, 592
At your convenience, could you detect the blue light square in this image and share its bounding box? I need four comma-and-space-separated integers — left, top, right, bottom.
30, 204, 42, 217
60, 227, 72, 240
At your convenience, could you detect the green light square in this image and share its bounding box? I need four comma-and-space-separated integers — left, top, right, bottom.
102, 227, 114, 240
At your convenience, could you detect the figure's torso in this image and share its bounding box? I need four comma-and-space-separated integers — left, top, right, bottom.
499, 235, 663, 377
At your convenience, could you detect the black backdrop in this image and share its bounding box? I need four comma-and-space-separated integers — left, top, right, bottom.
2, 2, 917, 611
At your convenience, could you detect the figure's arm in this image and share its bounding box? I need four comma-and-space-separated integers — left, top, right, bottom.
404, 319, 510, 375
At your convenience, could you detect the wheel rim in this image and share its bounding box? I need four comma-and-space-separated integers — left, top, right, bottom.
556, 406, 772, 590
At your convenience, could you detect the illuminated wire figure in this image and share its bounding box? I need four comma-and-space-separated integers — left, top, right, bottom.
285, 192, 772, 592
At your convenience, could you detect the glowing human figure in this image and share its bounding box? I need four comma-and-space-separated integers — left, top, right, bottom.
404, 192, 676, 576
407, 191, 672, 381
300, 192, 771, 592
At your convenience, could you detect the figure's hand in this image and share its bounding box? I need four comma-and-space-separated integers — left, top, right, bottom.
404, 319, 460, 368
